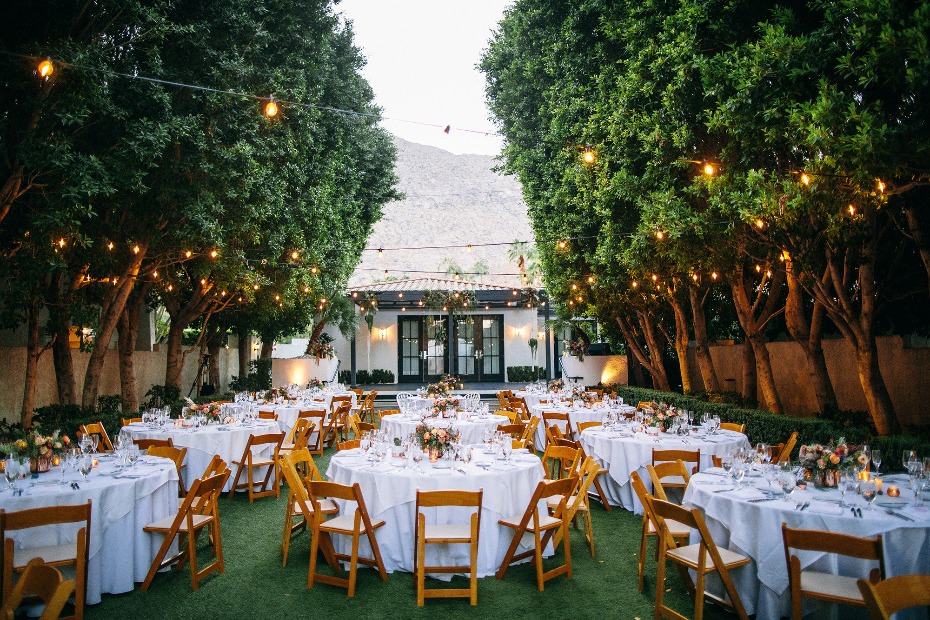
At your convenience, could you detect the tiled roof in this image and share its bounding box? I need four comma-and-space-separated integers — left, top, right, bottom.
348, 277, 518, 293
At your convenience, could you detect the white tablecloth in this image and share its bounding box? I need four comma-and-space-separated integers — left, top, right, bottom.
244, 391, 356, 434
0, 455, 178, 605
684, 472, 930, 618
530, 403, 635, 449
381, 415, 508, 446
325, 449, 546, 577
120, 420, 280, 491
579, 427, 750, 512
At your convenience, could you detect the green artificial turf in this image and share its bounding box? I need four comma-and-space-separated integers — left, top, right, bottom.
87, 449, 731, 620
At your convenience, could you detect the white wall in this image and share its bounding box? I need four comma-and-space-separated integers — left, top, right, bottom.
325, 306, 546, 383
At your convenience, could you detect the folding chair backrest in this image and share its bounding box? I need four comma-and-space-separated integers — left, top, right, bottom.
497, 423, 526, 439
301, 409, 327, 452
0, 558, 74, 620
782, 524, 884, 580
338, 439, 361, 451
652, 448, 699, 474
576, 421, 601, 434
542, 411, 573, 439
134, 438, 174, 450
646, 461, 690, 500
200, 455, 228, 479
147, 445, 187, 479
179, 470, 229, 522
541, 445, 581, 480
79, 421, 113, 451
331, 395, 352, 414
496, 409, 519, 423
630, 471, 660, 530
258, 410, 278, 421
778, 431, 799, 464
858, 575, 930, 619
306, 481, 376, 531
121, 417, 142, 427
719, 422, 745, 434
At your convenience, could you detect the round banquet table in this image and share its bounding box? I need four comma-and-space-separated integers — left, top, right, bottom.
325, 448, 546, 577
0, 454, 179, 605
380, 414, 509, 446
579, 426, 750, 513
684, 471, 930, 619
530, 403, 636, 449
243, 391, 356, 434
119, 419, 280, 491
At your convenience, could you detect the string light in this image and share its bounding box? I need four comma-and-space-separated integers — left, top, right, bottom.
692, 273, 698, 281
755, 219, 765, 229
571, 284, 578, 291
848, 204, 856, 216
200, 278, 206, 285
466, 245, 472, 252
37, 58, 54, 79
632, 281, 638, 288
291, 251, 299, 260
377, 248, 383, 256
401, 306, 406, 312
877, 179, 885, 193
311, 266, 318, 274
304, 286, 310, 293
558, 240, 567, 250
152, 271, 158, 278
185, 250, 192, 258
582, 147, 596, 165
57, 238, 66, 248
712, 271, 718, 280
167, 284, 173, 291
587, 276, 595, 284
651, 274, 658, 282
210, 249, 218, 258
755, 265, 761, 273
800, 173, 811, 186
133, 244, 140, 254
107, 241, 114, 251
253, 284, 260, 290
655, 230, 664, 241
703, 163, 716, 176
263, 98, 279, 118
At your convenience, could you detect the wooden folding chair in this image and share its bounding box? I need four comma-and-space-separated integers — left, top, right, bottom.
147, 445, 188, 495
330, 395, 353, 417
646, 496, 750, 620
279, 449, 336, 567
522, 416, 540, 453
496, 476, 577, 591
258, 410, 278, 421
377, 409, 400, 426
630, 471, 691, 592
337, 439, 361, 451
555, 434, 613, 512
719, 422, 745, 433
858, 574, 930, 620
228, 432, 285, 502
495, 409, 519, 423
121, 417, 142, 427
547, 457, 600, 556
497, 422, 526, 439
1, 501, 91, 620
142, 470, 230, 591
300, 409, 328, 456
542, 411, 574, 445
777, 431, 799, 465
496, 391, 510, 409
133, 437, 174, 450
414, 489, 483, 606
306, 481, 388, 597
280, 418, 315, 457
652, 449, 699, 498
322, 402, 351, 446
0, 558, 74, 620
507, 398, 530, 421
540, 444, 581, 480
589, 389, 604, 400
78, 421, 113, 452
782, 524, 885, 620
647, 460, 693, 504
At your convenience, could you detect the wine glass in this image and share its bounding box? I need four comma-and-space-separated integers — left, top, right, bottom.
871, 449, 882, 477
502, 440, 513, 462
411, 451, 423, 472
78, 455, 93, 480
861, 479, 877, 511
721, 455, 733, 479
838, 468, 850, 508
128, 445, 140, 467
904, 450, 918, 471
5, 458, 19, 491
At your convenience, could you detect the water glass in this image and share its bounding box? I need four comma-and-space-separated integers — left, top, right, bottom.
861, 480, 877, 510
871, 449, 882, 476
5, 459, 19, 490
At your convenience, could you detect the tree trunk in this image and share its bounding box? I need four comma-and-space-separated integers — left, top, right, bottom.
749, 333, 781, 413
854, 340, 898, 436
615, 310, 669, 391
260, 341, 274, 359
206, 325, 224, 390
48, 272, 78, 406
785, 262, 838, 413
903, 202, 930, 302
741, 339, 757, 403
637, 310, 671, 391
669, 293, 693, 393
237, 328, 251, 378
164, 321, 186, 389
116, 283, 148, 413
689, 286, 719, 393
21, 297, 42, 427
81, 246, 147, 408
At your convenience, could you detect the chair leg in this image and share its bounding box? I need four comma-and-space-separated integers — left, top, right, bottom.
308, 526, 320, 589
213, 517, 225, 575
694, 564, 706, 620
470, 537, 478, 606
534, 529, 545, 592
562, 520, 572, 581
638, 519, 648, 592
348, 533, 360, 597
141, 528, 179, 591
281, 500, 293, 566
416, 531, 425, 606
227, 463, 245, 499
654, 543, 667, 620
188, 528, 201, 591
593, 474, 612, 511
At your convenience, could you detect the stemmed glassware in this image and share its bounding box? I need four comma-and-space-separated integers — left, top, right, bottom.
871, 449, 882, 477
5, 458, 19, 491
861, 479, 878, 511
78, 455, 94, 480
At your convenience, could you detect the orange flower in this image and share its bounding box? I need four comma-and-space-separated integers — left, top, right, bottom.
829, 454, 841, 465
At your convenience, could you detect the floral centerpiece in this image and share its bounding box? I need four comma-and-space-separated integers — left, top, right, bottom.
415, 423, 460, 459
1, 429, 71, 472
547, 378, 564, 392
648, 403, 682, 431
264, 386, 289, 401
798, 437, 866, 488
570, 386, 596, 404
426, 374, 461, 398
431, 396, 461, 416
306, 334, 335, 360
306, 378, 325, 390
185, 398, 223, 422
564, 339, 589, 362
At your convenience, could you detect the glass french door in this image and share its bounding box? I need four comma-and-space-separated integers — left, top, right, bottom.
398, 316, 448, 383
450, 315, 504, 381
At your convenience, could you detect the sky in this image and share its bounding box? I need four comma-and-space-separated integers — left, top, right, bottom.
336, 0, 511, 156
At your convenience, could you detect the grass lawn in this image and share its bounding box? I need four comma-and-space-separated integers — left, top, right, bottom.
87, 448, 730, 620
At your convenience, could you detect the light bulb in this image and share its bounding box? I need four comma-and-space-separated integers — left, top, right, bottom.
264, 99, 279, 118
37, 58, 54, 78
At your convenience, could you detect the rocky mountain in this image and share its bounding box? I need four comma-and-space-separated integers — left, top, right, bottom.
349, 137, 534, 288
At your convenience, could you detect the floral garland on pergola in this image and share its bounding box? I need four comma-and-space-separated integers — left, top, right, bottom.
422, 289, 477, 315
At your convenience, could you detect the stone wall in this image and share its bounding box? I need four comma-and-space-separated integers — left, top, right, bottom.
686, 335, 929, 427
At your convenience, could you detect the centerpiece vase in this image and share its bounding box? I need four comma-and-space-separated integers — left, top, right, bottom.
428, 447, 441, 462
31, 456, 51, 473
815, 469, 840, 489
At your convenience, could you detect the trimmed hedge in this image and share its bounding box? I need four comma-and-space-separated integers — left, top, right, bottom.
339, 369, 396, 385
507, 366, 546, 382
601, 385, 930, 471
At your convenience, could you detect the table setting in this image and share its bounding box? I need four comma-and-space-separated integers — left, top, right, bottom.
119, 414, 279, 491
228, 388, 356, 435
530, 397, 635, 448
381, 406, 508, 447
683, 444, 930, 617
578, 411, 750, 512
0, 443, 179, 605
325, 432, 546, 578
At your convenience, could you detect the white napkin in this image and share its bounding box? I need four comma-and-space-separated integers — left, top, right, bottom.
806, 500, 845, 515
704, 467, 727, 476
900, 506, 930, 521
727, 487, 767, 501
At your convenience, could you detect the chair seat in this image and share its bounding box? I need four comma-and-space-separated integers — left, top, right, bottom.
668, 543, 749, 570
499, 512, 561, 531
547, 495, 586, 511
321, 513, 384, 535
294, 498, 339, 514
423, 523, 473, 542
660, 475, 688, 487
647, 518, 691, 537
145, 513, 213, 533
13, 544, 77, 567
800, 570, 864, 602
232, 458, 276, 468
